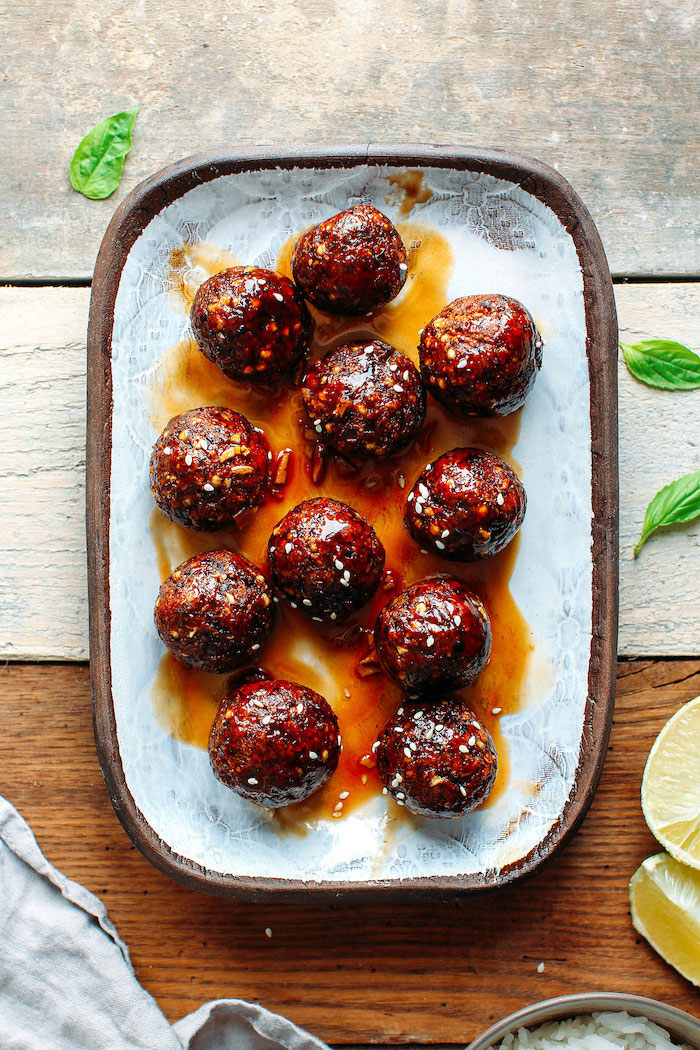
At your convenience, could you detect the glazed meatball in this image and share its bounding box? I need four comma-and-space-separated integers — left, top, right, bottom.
419, 294, 543, 416
376, 698, 497, 818
302, 340, 425, 459
267, 497, 385, 621
291, 204, 408, 315
209, 678, 341, 807
190, 267, 312, 383
154, 550, 274, 673
405, 447, 526, 561
374, 576, 491, 691
150, 407, 270, 530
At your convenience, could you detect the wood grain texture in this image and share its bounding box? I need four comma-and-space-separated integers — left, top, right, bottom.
0, 0, 698, 280
617, 282, 700, 654
0, 287, 90, 660
1, 660, 698, 1041
1, 283, 698, 660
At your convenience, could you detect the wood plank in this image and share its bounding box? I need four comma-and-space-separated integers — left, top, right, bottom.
617, 283, 700, 655
2, 284, 699, 660
1, 660, 698, 1040
0, 0, 698, 280
0, 287, 90, 659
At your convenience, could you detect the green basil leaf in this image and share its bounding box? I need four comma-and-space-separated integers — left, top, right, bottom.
634, 469, 700, 556
621, 339, 700, 390
70, 108, 138, 200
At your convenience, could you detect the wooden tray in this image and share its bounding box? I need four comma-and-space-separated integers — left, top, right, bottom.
87, 144, 618, 899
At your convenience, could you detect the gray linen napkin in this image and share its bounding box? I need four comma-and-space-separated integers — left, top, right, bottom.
0, 797, 330, 1050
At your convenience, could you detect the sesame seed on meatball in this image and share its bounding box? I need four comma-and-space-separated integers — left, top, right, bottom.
190, 267, 312, 383
419, 294, 543, 416
150, 407, 270, 531
374, 576, 491, 692
267, 497, 385, 621
405, 447, 526, 561
302, 340, 425, 460
209, 678, 341, 807
154, 550, 275, 673
376, 698, 497, 818
291, 204, 408, 315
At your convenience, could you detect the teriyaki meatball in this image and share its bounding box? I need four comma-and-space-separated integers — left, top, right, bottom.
374, 576, 491, 691
267, 497, 385, 621
209, 678, 341, 807
291, 204, 408, 315
376, 698, 497, 817
191, 266, 312, 383
154, 550, 274, 673
302, 340, 425, 459
419, 294, 542, 416
405, 447, 526, 560
150, 407, 270, 530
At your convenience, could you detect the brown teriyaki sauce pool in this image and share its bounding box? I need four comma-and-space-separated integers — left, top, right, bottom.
148, 205, 534, 827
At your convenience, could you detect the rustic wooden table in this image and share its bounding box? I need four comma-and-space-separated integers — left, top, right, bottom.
1, 0, 699, 1043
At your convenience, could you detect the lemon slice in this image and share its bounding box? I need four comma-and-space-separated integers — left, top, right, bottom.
630, 853, 700, 986
641, 695, 700, 869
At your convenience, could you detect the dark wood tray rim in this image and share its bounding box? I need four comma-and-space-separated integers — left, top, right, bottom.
87, 143, 619, 901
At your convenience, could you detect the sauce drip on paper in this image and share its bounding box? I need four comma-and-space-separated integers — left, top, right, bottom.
149, 214, 533, 825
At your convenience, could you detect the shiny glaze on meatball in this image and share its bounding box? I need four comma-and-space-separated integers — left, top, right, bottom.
376, 698, 497, 817
405, 447, 526, 561
374, 576, 491, 691
267, 497, 385, 621
302, 339, 425, 459
154, 550, 275, 673
291, 204, 408, 315
149, 407, 270, 530
191, 267, 312, 383
419, 294, 543, 416
209, 678, 341, 807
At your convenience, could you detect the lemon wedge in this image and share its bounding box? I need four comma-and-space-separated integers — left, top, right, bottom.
630, 852, 700, 986
641, 695, 700, 869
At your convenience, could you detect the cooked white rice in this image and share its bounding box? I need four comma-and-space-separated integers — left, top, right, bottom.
491, 1011, 698, 1050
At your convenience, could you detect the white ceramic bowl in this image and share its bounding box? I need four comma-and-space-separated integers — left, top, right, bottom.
466, 993, 700, 1049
